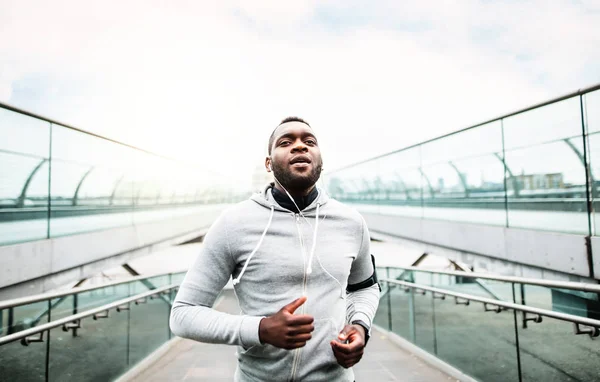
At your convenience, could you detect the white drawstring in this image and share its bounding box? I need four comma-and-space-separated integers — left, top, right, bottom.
305, 203, 320, 275
232, 206, 274, 286
233, 184, 332, 297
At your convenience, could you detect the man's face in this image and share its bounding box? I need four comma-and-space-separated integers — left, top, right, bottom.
268, 122, 323, 192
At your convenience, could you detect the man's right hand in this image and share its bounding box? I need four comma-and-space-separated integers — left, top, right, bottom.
258, 296, 314, 350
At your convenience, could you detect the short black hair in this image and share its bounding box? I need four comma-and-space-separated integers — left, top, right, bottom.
268, 117, 311, 155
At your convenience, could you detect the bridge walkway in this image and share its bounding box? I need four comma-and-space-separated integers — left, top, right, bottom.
129, 290, 453, 382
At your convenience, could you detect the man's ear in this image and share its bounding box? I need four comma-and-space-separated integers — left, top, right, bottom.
265, 157, 272, 172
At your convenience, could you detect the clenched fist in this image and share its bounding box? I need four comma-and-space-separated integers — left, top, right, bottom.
330, 324, 366, 368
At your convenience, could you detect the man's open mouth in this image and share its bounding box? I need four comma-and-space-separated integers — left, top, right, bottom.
290, 155, 311, 165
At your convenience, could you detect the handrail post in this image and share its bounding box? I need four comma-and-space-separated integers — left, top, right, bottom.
520, 284, 528, 328
126, 282, 131, 365
7, 307, 14, 335
386, 268, 392, 332
512, 283, 523, 382
72, 294, 79, 337
408, 287, 416, 343
45, 299, 51, 382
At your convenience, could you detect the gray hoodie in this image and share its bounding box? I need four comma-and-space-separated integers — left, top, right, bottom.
170, 184, 380, 381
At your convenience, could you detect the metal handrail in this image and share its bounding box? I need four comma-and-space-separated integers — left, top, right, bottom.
0, 284, 178, 346
0, 270, 185, 310
382, 279, 600, 335
0, 102, 183, 164
384, 266, 600, 293
329, 82, 600, 174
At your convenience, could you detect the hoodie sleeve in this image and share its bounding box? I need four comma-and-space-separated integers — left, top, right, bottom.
169, 212, 263, 349
345, 217, 380, 330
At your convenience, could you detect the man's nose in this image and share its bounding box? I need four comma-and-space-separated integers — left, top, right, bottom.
291, 140, 308, 152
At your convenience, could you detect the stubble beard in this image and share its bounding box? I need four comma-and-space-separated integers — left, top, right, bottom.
272, 160, 323, 193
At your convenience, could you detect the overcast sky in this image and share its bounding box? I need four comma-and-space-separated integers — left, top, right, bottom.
1, 0, 599, 188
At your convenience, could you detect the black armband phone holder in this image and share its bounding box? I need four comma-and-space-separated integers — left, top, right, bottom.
346, 254, 381, 292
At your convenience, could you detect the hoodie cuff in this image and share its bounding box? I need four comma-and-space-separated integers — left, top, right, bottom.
348, 312, 371, 331
239, 316, 264, 348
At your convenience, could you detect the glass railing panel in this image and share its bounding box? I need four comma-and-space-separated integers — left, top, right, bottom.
428, 272, 516, 301
428, 272, 499, 298
410, 270, 431, 285
326, 160, 383, 213
0, 301, 50, 338
13, 281, 164, 336
477, 280, 517, 302
584, 90, 600, 235
521, 284, 600, 320
0, 153, 43, 203
373, 293, 390, 330
2, 274, 183, 338
423, 155, 507, 226
128, 278, 153, 297
170, 272, 186, 286
420, 122, 506, 226
130, 275, 171, 294
433, 293, 520, 382
374, 268, 391, 331
76, 282, 132, 311
49, 124, 137, 238
421, 163, 465, 199
75, 167, 123, 207
168, 287, 178, 304
0, 107, 51, 245
47, 309, 128, 381
47, 295, 76, 323
0, 309, 6, 336
502, 97, 589, 234
0, 103, 241, 248
129, 282, 145, 296
517, 313, 599, 381
371, 170, 424, 220
587, 133, 600, 236
372, 148, 423, 219
387, 285, 412, 340
413, 290, 436, 354
128, 293, 171, 366
519, 285, 553, 311
47, 283, 132, 322
391, 268, 598, 317
131, 152, 174, 225
375, 267, 389, 294
0, 334, 46, 381
0, 286, 182, 381
49, 161, 89, 208
0, 107, 51, 160
387, 266, 410, 282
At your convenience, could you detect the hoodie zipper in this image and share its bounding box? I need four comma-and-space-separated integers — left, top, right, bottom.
290, 213, 308, 382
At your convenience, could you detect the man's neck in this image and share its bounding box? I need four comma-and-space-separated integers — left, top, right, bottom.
273, 183, 315, 198
271, 184, 318, 213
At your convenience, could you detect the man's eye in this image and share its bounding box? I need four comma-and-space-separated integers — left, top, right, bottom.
306, 140, 316, 145
279, 141, 290, 146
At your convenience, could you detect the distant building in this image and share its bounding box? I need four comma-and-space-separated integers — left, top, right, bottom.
480, 180, 505, 191
514, 173, 564, 190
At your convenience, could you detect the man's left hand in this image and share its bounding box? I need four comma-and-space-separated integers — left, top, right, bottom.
330, 324, 366, 368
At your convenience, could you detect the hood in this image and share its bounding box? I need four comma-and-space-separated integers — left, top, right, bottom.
250, 182, 329, 213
